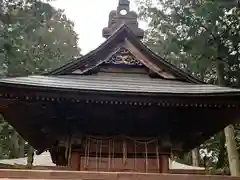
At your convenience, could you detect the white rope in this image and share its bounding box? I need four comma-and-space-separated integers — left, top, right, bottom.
96, 140, 99, 170
84, 138, 88, 169
156, 140, 160, 171
65, 135, 72, 167
123, 139, 127, 166
65, 136, 70, 160
112, 139, 115, 169
87, 138, 90, 168
145, 142, 148, 172
86, 135, 160, 145
99, 139, 102, 168
108, 139, 111, 170
134, 140, 137, 171
68, 137, 72, 167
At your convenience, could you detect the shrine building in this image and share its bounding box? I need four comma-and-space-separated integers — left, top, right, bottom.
0, 0, 240, 175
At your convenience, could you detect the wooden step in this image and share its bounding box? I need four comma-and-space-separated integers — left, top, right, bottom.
0, 169, 238, 180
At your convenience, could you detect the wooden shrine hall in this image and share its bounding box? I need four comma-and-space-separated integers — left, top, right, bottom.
0, 0, 240, 176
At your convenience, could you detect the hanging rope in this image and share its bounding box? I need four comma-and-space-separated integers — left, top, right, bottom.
68, 137, 72, 166
156, 140, 160, 171
84, 138, 90, 169
86, 135, 160, 145
99, 139, 102, 168
87, 138, 90, 168
134, 140, 137, 171
84, 138, 88, 169
65, 136, 70, 160
108, 139, 111, 170
145, 142, 148, 172
65, 134, 72, 167
123, 139, 127, 166
112, 139, 115, 169
96, 140, 99, 170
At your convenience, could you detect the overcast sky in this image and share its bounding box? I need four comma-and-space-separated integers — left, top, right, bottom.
50, 0, 146, 55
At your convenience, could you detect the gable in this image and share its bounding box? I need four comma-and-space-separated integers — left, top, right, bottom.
47, 25, 202, 84
71, 44, 178, 80
90, 47, 148, 75
71, 46, 146, 72
72, 46, 147, 75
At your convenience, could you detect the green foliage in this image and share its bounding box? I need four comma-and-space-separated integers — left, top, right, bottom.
136, 0, 240, 170
0, 0, 81, 160
0, 0, 80, 77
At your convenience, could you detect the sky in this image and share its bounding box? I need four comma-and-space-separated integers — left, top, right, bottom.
50, 0, 147, 55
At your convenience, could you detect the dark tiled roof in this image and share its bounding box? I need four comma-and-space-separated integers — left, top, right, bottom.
0, 73, 239, 95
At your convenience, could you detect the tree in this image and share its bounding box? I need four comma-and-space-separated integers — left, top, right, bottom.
0, 0, 81, 163
1, 0, 80, 76
136, 0, 240, 174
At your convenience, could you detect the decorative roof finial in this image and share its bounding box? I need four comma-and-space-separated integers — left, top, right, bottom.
102, 0, 144, 39
119, 0, 130, 6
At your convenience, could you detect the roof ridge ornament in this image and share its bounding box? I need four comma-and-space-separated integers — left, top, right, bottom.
102, 0, 144, 39
119, 0, 129, 5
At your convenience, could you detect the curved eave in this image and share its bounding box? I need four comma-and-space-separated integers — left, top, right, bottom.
0, 75, 240, 99
0, 104, 53, 152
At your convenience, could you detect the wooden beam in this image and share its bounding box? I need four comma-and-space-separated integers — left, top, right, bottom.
123, 39, 177, 79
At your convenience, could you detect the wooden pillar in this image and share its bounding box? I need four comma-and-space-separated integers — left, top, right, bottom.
160, 153, 169, 173
70, 151, 81, 171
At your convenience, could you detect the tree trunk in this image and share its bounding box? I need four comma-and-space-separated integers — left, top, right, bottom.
19, 137, 25, 157
216, 131, 226, 169
10, 130, 20, 158
192, 148, 200, 166
216, 60, 240, 176
224, 125, 240, 176
27, 146, 34, 168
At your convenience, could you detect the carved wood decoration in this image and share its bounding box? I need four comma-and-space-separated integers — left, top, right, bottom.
105, 47, 144, 66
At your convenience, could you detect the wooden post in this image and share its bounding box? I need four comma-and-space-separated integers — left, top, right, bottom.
70, 152, 81, 171
160, 153, 169, 173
